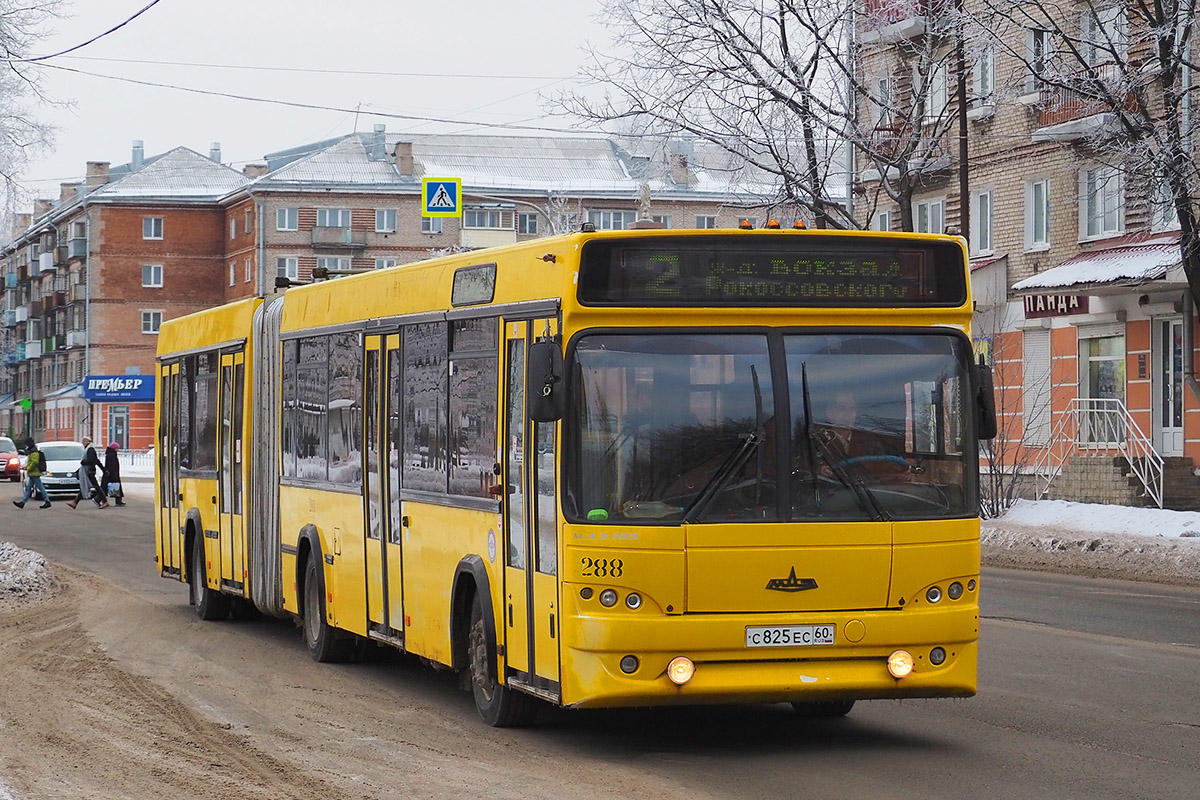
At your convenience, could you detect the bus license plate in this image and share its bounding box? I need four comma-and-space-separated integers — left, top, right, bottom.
745, 625, 836, 648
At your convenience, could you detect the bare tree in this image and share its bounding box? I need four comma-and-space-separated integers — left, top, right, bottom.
552, 0, 961, 230
973, 0, 1200, 306
0, 0, 63, 224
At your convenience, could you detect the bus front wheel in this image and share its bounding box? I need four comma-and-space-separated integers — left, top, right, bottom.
468, 593, 538, 727
190, 534, 229, 621
302, 553, 351, 663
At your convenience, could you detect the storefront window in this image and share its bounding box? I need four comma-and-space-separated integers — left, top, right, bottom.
1079, 333, 1126, 443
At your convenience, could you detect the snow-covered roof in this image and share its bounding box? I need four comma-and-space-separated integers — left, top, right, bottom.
1011, 233, 1181, 293
89, 147, 250, 200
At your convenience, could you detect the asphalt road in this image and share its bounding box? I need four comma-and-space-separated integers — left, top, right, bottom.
2, 483, 1198, 799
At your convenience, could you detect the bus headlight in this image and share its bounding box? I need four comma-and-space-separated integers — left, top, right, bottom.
947, 581, 964, 600
599, 589, 618, 607
887, 650, 914, 679
620, 655, 639, 674
667, 656, 695, 685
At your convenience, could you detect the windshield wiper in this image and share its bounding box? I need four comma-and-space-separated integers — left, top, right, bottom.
682, 431, 762, 523
799, 362, 888, 522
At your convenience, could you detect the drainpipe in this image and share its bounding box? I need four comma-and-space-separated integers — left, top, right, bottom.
246, 186, 264, 297
83, 200, 93, 442
1184, 291, 1200, 403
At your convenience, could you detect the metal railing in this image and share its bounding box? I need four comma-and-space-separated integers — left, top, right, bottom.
1032, 397, 1163, 508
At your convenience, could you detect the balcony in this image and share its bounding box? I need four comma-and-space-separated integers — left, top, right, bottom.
68, 237, 87, 260
26, 300, 41, 319
860, 0, 945, 44
14, 306, 27, 324
1, 310, 13, 327
1032, 64, 1135, 142
56, 245, 68, 266
17, 265, 28, 282
311, 226, 367, 250
1, 349, 17, 367
22, 340, 41, 360
42, 335, 64, 353
4, 273, 16, 288
69, 283, 86, 304
67, 329, 87, 348
42, 291, 65, 313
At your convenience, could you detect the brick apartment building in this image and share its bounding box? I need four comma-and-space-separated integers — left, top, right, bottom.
2, 128, 784, 448
857, 0, 1200, 509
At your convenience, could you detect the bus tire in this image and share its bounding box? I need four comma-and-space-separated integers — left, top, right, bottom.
190, 533, 230, 621
792, 700, 855, 718
468, 593, 538, 727
302, 552, 352, 663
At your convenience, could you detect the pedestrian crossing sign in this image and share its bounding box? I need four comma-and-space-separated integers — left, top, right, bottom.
422, 177, 462, 218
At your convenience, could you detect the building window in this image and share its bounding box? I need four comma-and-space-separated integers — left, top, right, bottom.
230, 217, 237, 240
1027, 179, 1051, 248
142, 264, 163, 288
1079, 330, 1127, 443
376, 209, 396, 233
229, 263, 236, 286
970, 190, 993, 255
142, 217, 163, 240
244, 208, 252, 234
1150, 175, 1180, 231
1084, 6, 1127, 65
914, 198, 945, 234
1023, 328, 1051, 445
245, 258, 252, 283
919, 60, 949, 125
587, 210, 638, 230
695, 215, 717, 229
374, 257, 398, 269
871, 210, 891, 232
276, 207, 298, 231
276, 257, 298, 280
517, 213, 539, 235
1082, 165, 1123, 238
972, 46, 995, 108
463, 209, 507, 229
316, 208, 351, 228
652, 215, 671, 228
1026, 28, 1050, 94
142, 311, 162, 334
317, 257, 350, 272
422, 217, 443, 234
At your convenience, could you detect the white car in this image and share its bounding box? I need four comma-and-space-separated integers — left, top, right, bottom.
36, 441, 87, 499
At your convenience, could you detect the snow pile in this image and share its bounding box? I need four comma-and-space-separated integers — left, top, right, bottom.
0, 542, 57, 611
982, 500, 1200, 586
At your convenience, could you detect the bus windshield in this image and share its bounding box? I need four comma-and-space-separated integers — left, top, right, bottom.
570, 331, 973, 523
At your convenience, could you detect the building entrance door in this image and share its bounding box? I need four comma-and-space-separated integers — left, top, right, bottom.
1155, 318, 1184, 456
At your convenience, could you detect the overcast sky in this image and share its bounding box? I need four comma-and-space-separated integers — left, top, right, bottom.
17, 0, 608, 203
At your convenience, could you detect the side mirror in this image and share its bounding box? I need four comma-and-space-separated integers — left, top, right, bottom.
974, 358, 997, 441
527, 339, 565, 422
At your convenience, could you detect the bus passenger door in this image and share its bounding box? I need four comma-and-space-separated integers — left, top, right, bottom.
158, 362, 182, 575
503, 318, 561, 698
217, 351, 246, 591
364, 334, 404, 643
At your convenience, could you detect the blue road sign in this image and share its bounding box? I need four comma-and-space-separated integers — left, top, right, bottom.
422, 177, 462, 218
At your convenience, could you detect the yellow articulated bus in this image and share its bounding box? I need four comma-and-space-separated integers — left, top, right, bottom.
155, 226, 996, 726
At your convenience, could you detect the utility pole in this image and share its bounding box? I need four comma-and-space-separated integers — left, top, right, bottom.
956, 0, 969, 242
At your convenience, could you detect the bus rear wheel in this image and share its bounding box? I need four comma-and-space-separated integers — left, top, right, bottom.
302, 553, 352, 663
190, 533, 229, 621
792, 700, 855, 718
468, 594, 537, 727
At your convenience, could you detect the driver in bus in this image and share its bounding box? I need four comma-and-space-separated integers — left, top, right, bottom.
810, 391, 912, 479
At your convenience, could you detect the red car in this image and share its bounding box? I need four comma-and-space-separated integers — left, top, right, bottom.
0, 436, 20, 482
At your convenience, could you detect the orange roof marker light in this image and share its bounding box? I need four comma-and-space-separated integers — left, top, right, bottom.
765, 219, 781, 229
793, 220, 807, 229
739, 219, 754, 229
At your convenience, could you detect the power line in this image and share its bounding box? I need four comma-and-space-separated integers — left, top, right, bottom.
40, 62, 590, 135
0, 0, 166, 64
57, 54, 573, 82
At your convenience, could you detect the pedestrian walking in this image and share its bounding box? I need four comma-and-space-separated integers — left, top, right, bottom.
100, 441, 124, 506
67, 436, 107, 509
12, 438, 51, 509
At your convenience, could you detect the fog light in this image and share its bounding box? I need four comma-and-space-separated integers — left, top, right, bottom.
667, 656, 695, 685
947, 581, 963, 600
968, 579, 977, 591
620, 655, 639, 674
887, 649, 914, 679
599, 589, 618, 607
929, 647, 946, 666
625, 592, 642, 609
926, 586, 942, 603
580, 587, 593, 600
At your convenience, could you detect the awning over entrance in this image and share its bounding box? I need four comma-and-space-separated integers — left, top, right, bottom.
45, 382, 84, 400
1011, 233, 1182, 295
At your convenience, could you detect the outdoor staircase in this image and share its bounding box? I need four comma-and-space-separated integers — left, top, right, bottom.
1044, 455, 1200, 511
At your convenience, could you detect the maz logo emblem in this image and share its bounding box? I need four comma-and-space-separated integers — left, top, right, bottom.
765, 567, 818, 593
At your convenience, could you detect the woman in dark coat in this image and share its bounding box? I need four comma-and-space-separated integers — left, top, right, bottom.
100, 442, 125, 506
